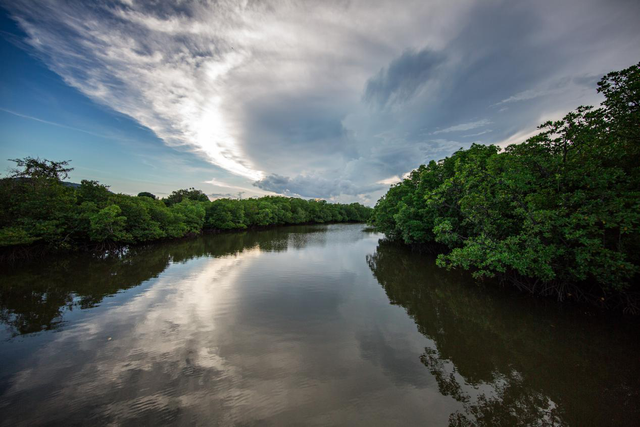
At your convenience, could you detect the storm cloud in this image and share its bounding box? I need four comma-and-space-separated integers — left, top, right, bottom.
3, 0, 640, 203
364, 48, 445, 107
254, 174, 383, 199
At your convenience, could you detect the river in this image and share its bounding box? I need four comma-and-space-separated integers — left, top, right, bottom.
0, 223, 638, 426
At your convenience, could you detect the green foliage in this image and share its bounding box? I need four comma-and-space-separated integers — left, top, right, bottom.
206, 199, 246, 230
0, 227, 38, 246
7, 157, 73, 181
171, 199, 206, 234
0, 159, 78, 249
164, 187, 210, 206
88, 204, 130, 243
0, 161, 372, 252
137, 191, 157, 199
203, 196, 371, 229
370, 62, 640, 299
78, 180, 110, 206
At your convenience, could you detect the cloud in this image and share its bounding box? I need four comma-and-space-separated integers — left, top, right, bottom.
253, 174, 383, 199
363, 48, 445, 107
463, 129, 493, 137
204, 178, 268, 193
6, 0, 264, 180
431, 119, 491, 134
495, 88, 561, 105
377, 176, 402, 185
494, 127, 543, 149
209, 192, 237, 199
4, 0, 640, 205
494, 75, 599, 106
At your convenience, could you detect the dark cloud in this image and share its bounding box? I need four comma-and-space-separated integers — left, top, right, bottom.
363, 48, 445, 107
246, 97, 348, 144
572, 74, 602, 88
253, 173, 383, 199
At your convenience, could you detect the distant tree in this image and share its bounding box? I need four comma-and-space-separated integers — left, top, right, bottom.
205, 199, 246, 229
78, 180, 110, 206
137, 191, 157, 200
7, 157, 73, 181
164, 188, 209, 206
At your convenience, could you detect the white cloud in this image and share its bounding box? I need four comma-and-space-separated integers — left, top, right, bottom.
431, 119, 491, 134
493, 109, 567, 148
494, 76, 581, 106
377, 176, 402, 185
495, 88, 559, 105
463, 129, 493, 138
204, 178, 272, 196
494, 127, 542, 149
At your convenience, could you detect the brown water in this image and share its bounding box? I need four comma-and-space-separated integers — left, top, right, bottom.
0, 223, 638, 426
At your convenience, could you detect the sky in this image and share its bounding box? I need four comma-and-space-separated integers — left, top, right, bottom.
1, 0, 639, 204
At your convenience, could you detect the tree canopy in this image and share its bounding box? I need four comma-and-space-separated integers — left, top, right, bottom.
164, 187, 210, 206
8, 157, 73, 181
137, 191, 157, 200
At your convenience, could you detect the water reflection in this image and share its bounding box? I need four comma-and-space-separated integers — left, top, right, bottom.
367, 239, 640, 427
2, 224, 453, 426
0, 225, 638, 426
0, 225, 329, 337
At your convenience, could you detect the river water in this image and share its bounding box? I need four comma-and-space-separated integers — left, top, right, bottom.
0, 223, 638, 426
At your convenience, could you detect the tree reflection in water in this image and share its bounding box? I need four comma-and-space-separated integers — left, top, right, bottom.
367, 239, 640, 427
0, 225, 327, 337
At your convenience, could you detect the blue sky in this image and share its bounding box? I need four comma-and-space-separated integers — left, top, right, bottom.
1, 0, 639, 204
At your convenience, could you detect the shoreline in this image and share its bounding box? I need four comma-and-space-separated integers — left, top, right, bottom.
0, 220, 369, 264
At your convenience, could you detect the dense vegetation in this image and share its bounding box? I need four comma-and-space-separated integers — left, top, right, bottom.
0, 159, 371, 255
369, 63, 640, 308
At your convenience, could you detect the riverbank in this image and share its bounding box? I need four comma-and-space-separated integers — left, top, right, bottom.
0, 220, 369, 263
1, 168, 372, 261
366, 230, 640, 314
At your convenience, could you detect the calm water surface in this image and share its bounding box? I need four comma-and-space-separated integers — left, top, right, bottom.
0, 224, 638, 426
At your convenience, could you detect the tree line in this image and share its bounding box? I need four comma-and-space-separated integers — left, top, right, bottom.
369, 62, 639, 308
0, 159, 372, 253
